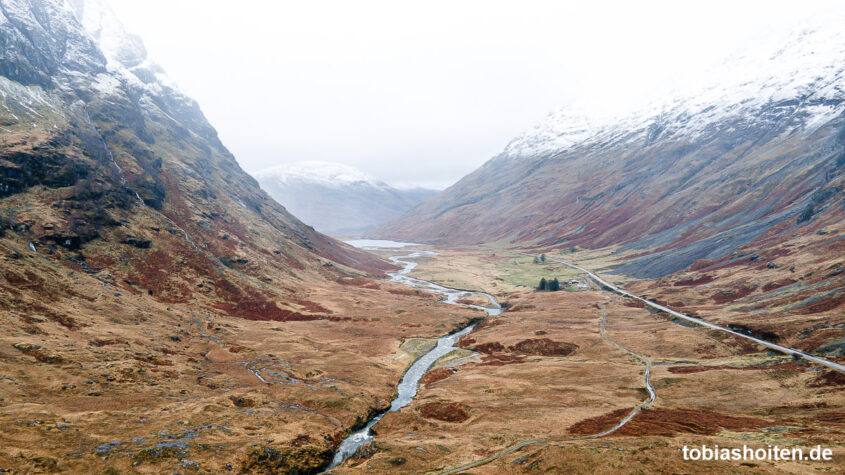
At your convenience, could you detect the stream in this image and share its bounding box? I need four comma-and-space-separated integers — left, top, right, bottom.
326, 246, 501, 470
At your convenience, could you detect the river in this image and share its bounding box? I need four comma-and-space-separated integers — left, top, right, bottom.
326, 246, 501, 470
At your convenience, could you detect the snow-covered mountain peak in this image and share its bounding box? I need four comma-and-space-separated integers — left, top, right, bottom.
0, 0, 106, 81
254, 161, 386, 189
254, 161, 437, 235
67, 0, 145, 68
502, 106, 615, 158
64, 0, 180, 91
503, 13, 845, 159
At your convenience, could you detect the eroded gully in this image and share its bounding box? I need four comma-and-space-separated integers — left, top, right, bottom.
325, 250, 502, 471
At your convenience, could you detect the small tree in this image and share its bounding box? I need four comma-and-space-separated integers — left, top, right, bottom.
533, 256, 540, 264
538, 278, 547, 291
569, 246, 577, 254
549, 278, 560, 291
540, 254, 546, 263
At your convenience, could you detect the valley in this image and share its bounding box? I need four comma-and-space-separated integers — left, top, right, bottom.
0, 238, 484, 473
329, 248, 502, 469
325, 245, 844, 473
1, 1, 843, 473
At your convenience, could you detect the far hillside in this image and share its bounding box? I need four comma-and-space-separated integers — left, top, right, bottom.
255, 161, 438, 236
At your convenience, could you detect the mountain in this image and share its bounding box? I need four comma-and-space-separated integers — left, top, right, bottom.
0, 0, 390, 307
377, 19, 845, 279
255, 161, 437, 236
2, 2, 843, 472
0, 1, 459, 471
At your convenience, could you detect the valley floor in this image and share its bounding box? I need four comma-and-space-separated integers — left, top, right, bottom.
1, 244, 842, 473
330, 246, 844, 473
0, 238, 481, 473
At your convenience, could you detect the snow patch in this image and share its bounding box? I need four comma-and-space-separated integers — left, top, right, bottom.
68, 0, 146, 68
254, 161, 388, 189
90, 72, 122, 96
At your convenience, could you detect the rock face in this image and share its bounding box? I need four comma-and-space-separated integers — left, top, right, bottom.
377, 19, 845, 278
255, 161, 437, 236
0, 0, 391, 315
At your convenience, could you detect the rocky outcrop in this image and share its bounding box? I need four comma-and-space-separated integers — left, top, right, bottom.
239, 443, 334, 474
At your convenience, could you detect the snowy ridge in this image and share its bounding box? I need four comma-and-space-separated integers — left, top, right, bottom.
503, 13, 845, 159
0, 0, 106, 76
254, 161, 436, 235
253, 161, 388, 189
66, 0, 184, 95
68, 0, 145, 68
0, 0, 208, 141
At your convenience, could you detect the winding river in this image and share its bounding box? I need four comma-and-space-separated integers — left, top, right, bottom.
327, 247, 501, 470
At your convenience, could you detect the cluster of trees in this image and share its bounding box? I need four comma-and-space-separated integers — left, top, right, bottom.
532, 254, 546, 264
537, 277, 561, 291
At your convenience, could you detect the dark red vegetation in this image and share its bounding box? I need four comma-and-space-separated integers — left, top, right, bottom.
418, 402, 470, 422
569, 408, 770, 436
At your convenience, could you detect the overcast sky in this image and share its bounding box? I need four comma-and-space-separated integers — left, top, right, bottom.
107, 0, 842, 189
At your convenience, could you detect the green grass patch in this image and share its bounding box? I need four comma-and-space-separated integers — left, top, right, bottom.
494, 255, 581, 289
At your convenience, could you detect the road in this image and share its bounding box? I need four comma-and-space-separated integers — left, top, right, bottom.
538, 254, 845, 374
439, 249, 844, 473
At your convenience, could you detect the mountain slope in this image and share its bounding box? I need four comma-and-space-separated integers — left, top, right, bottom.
377, 20, 845, 279
255, 161, 436, 236
0, 0, 391, 308
0, 2, 473, 472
